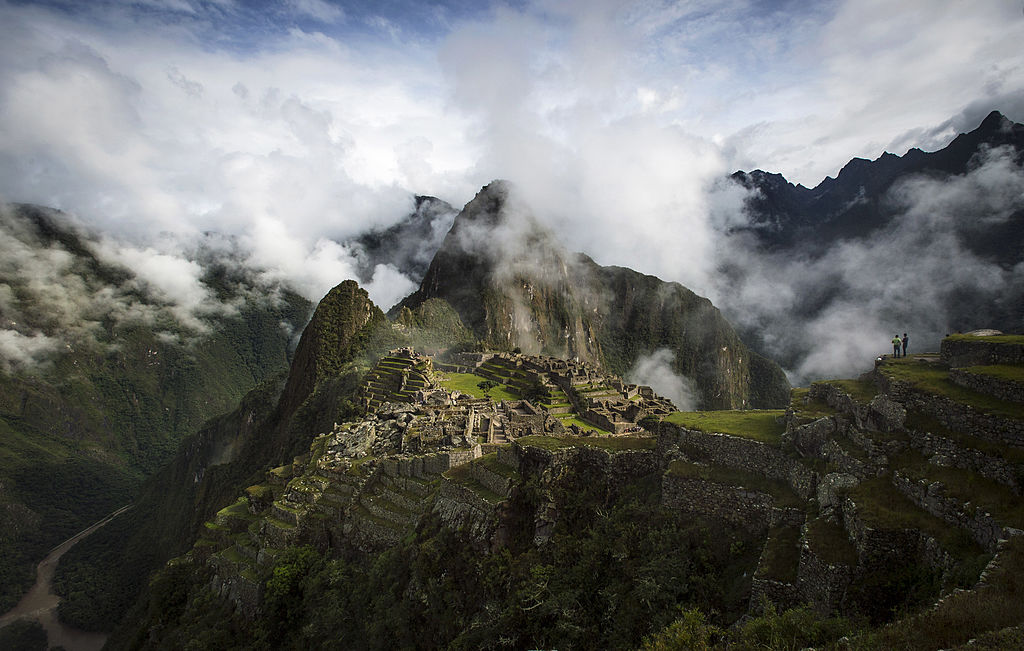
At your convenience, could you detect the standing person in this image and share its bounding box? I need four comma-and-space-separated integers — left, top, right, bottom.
892, 335, 902, 357
902, 333, 909, 357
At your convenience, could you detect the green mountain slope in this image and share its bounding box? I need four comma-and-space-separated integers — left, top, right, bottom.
105, 331, 1024, 650
0, 204, 311, 613
53, 281, 474, 631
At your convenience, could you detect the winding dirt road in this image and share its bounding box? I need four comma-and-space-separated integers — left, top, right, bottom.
0, 505, 132, 651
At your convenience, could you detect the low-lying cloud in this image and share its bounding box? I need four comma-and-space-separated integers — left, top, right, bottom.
711, 145, 1024, 384
1, 1, 1023, 386
626, 348, 697, 411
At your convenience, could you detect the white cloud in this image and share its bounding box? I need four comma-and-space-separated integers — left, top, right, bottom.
626, 348, 697, 411
0, 330, 60, 372
0, 0, 1021, 383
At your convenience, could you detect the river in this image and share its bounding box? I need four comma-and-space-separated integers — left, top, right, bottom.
0, 505, 132, 651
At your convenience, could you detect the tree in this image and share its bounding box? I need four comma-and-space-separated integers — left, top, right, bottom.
477, 380, 498, 397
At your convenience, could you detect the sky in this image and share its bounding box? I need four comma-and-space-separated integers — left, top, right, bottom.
1, 0, 1023, 382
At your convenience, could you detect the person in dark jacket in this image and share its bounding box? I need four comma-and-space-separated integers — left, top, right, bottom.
902, 333, 909, 357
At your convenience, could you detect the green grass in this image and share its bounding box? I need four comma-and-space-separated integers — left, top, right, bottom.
517, 435, 657, 452
475, 452, 518, 479
789, 388, 837, 421
853, 537, 1024, 650
878, 359, 1024, 420
963, 365, 1024, 383
664, 410, 786, 444
901, 464, 1024, 529
443, 465, 506, 504
666, 460, 803, 508
848, 477, 982, 559
436, 372, 520, 401
757, 525, 801, 582
805, 517, 858, 566
815, 378, 879, 404
216, 497, 251, 519
557, 415, 613, 435
904, 410, 1024, 465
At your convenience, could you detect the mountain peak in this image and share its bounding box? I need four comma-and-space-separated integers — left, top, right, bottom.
978, 110, 1010, 133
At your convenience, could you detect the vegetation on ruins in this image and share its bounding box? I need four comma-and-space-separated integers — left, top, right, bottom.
664, 410, 786, 444
4, 245, 1023, 651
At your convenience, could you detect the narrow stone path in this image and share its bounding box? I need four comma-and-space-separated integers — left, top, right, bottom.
0, 504, 132, 651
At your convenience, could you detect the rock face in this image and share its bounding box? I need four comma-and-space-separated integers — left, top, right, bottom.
352, 195, 458, 286
396, 181, 790, 409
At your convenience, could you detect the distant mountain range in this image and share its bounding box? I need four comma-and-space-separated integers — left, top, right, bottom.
732, 110, 1024, 262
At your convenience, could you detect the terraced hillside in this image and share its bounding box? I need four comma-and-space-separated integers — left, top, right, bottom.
653, 333, 1024, 647
359, 348, 435, 409
116, 334, 1024, 650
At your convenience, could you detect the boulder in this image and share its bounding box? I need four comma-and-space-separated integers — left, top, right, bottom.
868, 394, 906, 432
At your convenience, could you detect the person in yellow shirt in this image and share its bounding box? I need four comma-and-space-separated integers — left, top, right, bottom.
892, 335, 902, 357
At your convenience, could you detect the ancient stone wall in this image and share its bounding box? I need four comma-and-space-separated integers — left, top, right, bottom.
434, 477, 497, 543
950, 368, 1024, 404
796, 542, 853, 614
892, 471, 1006, 552
906, 428, 1020, 492
661, 473, 774, 533
786, 416, 836, 458
941, 338, 1024, 368
749, 576, 798, 615
662, 424, 816, 499
840, 497, 957, 577
448, 449, 478, 467
877, 376, 1024, 446
470, 462, 513, 497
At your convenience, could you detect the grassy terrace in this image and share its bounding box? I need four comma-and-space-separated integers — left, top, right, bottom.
855, 537, 1024, 650
757, 525, 801, 582
789, 387, 837, 421
963, 364, 1024, 384
813, 378, 879, 404
664, 410, 785, 445
905, 410, 1024, 464
805, 516, 858, 566
474, 452, 518, 479
556, 414, 613, 435
517, 435, 657, 452
216, 497, 252, 520
666, 460, 803, 508
848, 477, 983, 558
901, 463, 1024, 529
879, 358, 1024, 420
443, 464, 505, 504
436, 371, 521, 402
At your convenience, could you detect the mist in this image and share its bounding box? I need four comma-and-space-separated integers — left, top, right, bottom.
710, 145, 1024, 385
1, 1, 1023, 383
626, 349, 697, 412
